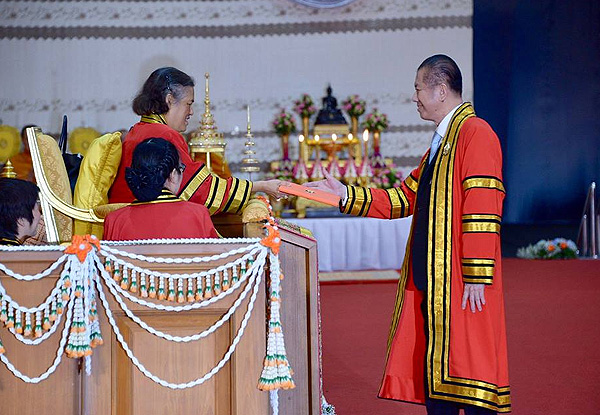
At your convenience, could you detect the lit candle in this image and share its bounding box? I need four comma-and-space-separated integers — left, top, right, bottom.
362, 129, 369, 159
314, 134, 320, 142
348, 133, 353, 141
331, 134, 338, 161
298, 134, 305, 162
247, 105, 250, 125
314, 135, 320, 161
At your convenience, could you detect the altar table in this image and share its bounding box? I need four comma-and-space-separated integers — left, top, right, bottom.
287, 217, 412, 272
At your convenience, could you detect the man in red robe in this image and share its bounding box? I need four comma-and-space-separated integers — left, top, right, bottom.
308, 55, 510, 414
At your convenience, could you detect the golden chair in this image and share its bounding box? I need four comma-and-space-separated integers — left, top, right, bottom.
27, 127, 126, 244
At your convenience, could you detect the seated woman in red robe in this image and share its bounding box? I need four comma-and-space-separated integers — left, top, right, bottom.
108, 67, 285, 215
104, 138, 219, 241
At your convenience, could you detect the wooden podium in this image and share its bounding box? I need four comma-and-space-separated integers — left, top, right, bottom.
0, 223, 320, 415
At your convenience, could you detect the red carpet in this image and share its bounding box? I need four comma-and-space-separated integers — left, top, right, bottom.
320, 259, 600, 414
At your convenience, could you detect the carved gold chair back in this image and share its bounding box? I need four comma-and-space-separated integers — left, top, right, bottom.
26, 127, 124, 244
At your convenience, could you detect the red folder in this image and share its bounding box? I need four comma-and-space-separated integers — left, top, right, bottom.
278, 183, 341, 207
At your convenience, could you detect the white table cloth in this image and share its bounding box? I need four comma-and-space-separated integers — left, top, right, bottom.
287, 217, 412, 272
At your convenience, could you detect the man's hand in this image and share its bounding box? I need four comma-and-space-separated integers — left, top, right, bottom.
461, 283, 486, 313
252, 180, 289, 200
304, 168, 346, 199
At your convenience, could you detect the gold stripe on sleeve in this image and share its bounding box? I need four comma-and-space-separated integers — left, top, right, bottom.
357, 187, 372, 217
462, 213, 501, 222
343, 185, 370, 217
463, 277, 494, 284
463, 176, 505, 192
462, 221, 501, 234
179, 165, 211, 201
223, 178, 252, 214
341, 185, 354, 214
462, 265, 494, 277
405, 174, 419, 193
462, 258, 495, 284
462, 258, 495, 266
386, 188, 401, 219
206, 175, 228, 215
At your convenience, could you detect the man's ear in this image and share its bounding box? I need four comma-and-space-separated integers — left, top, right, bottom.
438, 83, 448, 102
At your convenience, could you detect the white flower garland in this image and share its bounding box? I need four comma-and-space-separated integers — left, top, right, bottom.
0, 254, 67, 281
93, 254, 266, 389
0, 287, 75, 383
101, 247, 259, 279
96, 250, 267, 343
0, 232, 294, 415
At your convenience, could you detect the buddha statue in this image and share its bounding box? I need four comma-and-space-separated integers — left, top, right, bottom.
315, 85, 347, 126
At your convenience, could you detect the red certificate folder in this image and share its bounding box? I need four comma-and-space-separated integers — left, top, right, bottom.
278, 183, 341, 207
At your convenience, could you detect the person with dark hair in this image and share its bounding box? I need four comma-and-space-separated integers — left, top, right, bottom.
0, 178, 41, 245
109, 67, 284, 214
307, 54, 510, 414
104, 138, 218, 241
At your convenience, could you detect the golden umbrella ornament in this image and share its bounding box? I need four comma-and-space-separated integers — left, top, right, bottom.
0, 125, 21, 163
68, 127, 101, 156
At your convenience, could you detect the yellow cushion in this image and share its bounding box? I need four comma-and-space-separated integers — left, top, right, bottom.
36, 133, 73, 242
73, 132, 122, 238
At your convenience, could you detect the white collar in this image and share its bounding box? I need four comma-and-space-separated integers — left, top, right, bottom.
435, 103, 463, 138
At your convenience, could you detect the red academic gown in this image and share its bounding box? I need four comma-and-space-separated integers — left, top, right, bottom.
342, 103, 510, 412
104, 189, 219, 241
109, 116, 251, 215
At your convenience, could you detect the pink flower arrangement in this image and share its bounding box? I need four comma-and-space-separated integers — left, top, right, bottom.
272, 109, 297, 136
362, 108, 389, 132
371, 164, 404, 189
342, 95, 366, 117
292, 94, 317, 118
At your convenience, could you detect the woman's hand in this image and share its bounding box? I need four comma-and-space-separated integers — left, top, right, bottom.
304, 169, 346, 199
252, 180, 289, 200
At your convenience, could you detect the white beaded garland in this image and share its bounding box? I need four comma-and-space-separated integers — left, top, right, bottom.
0, 231, 293, 415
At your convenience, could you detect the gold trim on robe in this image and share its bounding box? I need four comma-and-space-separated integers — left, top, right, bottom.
463, 176, 505, 193
462, 258, 495, 284
179, 164, 211, 202
206, 175, 228, 215
222, 177, 252, 214
462, 213, 502, 234
140, 114, 168, 125
0, 237, 21, 246
386, 103, 511, 412
343, 185, 372, 217
131, 189, 182, 205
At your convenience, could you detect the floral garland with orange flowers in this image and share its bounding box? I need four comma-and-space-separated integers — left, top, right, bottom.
0, 216, 296, 413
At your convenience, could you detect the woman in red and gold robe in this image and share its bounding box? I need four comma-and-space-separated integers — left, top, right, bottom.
104, 138, 218, 241
109, 67, 283, 214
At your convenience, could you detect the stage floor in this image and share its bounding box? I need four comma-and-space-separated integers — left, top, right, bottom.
319, 258, 600, 415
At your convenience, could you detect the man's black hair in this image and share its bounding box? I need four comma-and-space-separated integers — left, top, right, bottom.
0, 178, 39, 239
418, 54, 463, 95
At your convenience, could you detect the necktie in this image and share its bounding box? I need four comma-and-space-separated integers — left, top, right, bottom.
429, 131, 442, 163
